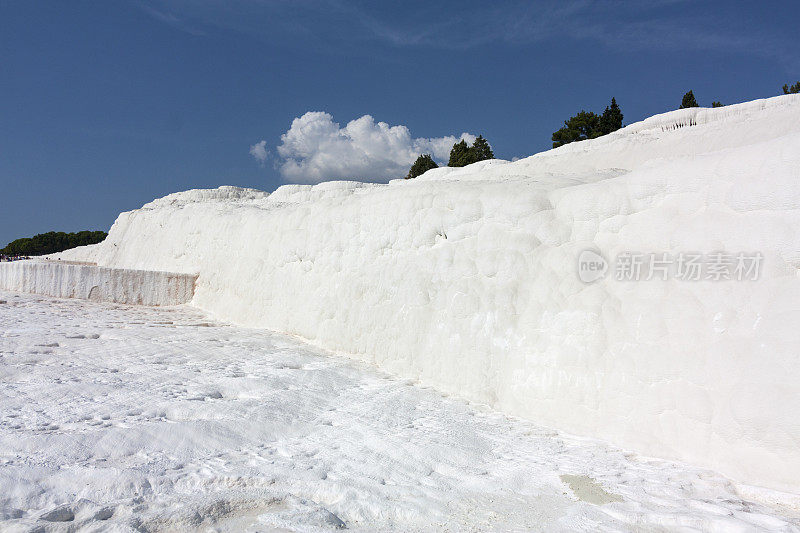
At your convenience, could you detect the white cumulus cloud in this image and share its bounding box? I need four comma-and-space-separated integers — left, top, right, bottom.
266, 111, 475, 183
249, 140, 269, 163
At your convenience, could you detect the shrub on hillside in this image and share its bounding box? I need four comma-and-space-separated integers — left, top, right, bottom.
1, 231, 107, 256
448, 139, 474, 167
552, 111, 601, 148
551, 97, 624, 148
406, 154, 438, 179
783, 81, 800, 94
448, 136, 495, 167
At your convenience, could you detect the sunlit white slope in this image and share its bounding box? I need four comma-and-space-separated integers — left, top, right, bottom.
57, 94, 800, 492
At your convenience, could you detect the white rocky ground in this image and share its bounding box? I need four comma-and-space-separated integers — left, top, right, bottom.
1, 291, 799, 532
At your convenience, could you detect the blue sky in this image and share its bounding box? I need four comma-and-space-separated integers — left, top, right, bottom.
1, 0, 798, 246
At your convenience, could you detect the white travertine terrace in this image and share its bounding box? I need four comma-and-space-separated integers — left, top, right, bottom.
46, 94, 800, 492
0, 261, 196, 306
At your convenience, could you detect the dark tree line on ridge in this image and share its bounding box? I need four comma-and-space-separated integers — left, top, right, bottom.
784, 81, 800, 95
1, 231, 108, 257
405, 81, 799, 178
405, 135, 494, 179
551, 97, 624, 148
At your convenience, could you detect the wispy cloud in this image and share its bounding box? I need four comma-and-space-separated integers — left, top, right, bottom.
363, 0, 798, 71
137, 3, 207, 36
133, 0, 798, 71
249, 140, 269, 164
353, 0, 794, 67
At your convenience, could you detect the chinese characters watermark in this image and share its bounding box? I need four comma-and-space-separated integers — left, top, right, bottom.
578, 250, 762, 283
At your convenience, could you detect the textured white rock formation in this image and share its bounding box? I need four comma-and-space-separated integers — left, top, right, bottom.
52, 94, 800, 491
0, 261, 196, 306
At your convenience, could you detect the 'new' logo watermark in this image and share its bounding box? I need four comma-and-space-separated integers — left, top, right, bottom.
577, 249, 608, 283
576, 249, 762, 283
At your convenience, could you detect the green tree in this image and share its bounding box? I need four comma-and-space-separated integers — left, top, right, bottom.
448, 139, 473, 167
680, 90, 699, 109
783, 81, 800, 94
711, 101, 724, 108
598, 97, 624, 135
552, 111, 601, 148
1, 231, 108, 256
406, 154, 438, 179
471, 135, 494, 162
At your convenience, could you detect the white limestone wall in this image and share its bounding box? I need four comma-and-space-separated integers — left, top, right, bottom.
51, 95, 800, 493
0, 261, 196, 306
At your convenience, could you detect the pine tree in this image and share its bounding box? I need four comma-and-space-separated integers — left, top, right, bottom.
552, 111, 601, 148
598, 97, 624, 135
471, 135, 494, 161
783, 81, 800, 94
406, 154, 438, 179
711, 101, 724, 108
448, 139, 477, 167
448, 139, 469, 167
680, 90, 699, 109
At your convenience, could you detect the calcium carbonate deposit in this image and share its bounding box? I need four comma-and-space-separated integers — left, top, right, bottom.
4, 292, 799, 531
50, 94, 800, 495
0, 261, 196, 305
